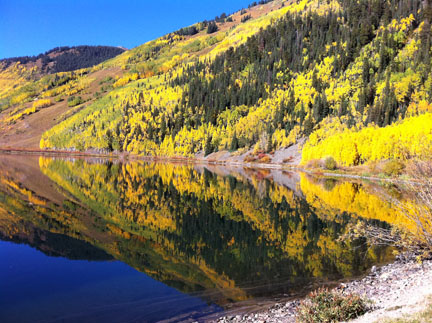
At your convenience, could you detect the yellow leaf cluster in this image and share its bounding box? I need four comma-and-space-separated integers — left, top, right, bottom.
302, 112, 432, 166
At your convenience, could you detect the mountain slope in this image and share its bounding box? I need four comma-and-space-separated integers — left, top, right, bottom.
0, 46, 127, 148
2, 0, 432, 166
0, 45, 125, 101
0, 0, 287, 149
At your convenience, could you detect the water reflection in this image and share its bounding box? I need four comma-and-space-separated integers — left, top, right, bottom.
0, 155, 397, 321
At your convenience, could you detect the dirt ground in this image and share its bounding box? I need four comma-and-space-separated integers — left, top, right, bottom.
0, 67, 122, 149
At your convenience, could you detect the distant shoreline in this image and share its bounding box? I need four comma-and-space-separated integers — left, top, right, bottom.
0, 147, 417, 185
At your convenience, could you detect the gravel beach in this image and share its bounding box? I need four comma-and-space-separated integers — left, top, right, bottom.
214, 255, 432, 323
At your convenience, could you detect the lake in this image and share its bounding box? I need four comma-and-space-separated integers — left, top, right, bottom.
0, 154, 398, 322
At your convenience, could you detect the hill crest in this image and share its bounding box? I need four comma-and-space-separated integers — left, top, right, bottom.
1, 45, 126, 75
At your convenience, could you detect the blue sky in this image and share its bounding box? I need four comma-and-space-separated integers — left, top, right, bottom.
0, 0, 254, 59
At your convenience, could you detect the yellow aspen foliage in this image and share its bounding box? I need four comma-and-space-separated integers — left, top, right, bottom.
302, 112, 432, 166
407, 100, 432, 115
273, 126, 301, 149
299, 174, 418, 233
113, 74, 139, 88
32, 99, 52, 109
10, 92, 34, 105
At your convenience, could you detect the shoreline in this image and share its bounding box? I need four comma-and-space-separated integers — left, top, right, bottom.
0, 147, 414, 185
214, 255, 432, 323
2, 148, 430, 322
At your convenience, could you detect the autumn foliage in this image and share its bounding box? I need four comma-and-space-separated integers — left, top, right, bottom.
0, 0, 431, 168
302, 112, 432, 166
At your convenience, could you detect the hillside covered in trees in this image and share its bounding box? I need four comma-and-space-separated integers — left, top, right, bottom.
1, 0, 432, 167
1, 46, 126, 74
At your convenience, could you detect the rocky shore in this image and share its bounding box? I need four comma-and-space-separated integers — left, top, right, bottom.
214, 255, 432, 323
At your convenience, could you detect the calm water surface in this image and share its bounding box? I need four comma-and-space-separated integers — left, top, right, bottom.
0, 155, 397, 322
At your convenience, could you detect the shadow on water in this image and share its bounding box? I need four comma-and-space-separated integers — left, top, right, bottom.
0, 154, 401, 322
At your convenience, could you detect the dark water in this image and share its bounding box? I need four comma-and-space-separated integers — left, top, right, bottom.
0, 155, 395, 322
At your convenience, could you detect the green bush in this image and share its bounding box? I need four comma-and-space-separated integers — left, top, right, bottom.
383, 160, 405, 177
324, 156, 337, 170
297, 288, 369, 323
67, 96, 84, 107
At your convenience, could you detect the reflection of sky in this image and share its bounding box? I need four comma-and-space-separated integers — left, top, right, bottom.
0, 241, 221, 323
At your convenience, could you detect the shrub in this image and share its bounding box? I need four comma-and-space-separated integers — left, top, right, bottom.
259, 155, 271, 163
244, 155, 257, 163
383, 160, 405, 177
305, 159, 322, 169
283, 156, 294, 163
297, 288, 369, 323
324, 156, 337, 170
32, 99, 52, 109
67, 96, 84, 107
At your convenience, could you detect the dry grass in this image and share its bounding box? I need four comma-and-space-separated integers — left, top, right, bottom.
0, 67, 122, 149
382, 297, 432, 323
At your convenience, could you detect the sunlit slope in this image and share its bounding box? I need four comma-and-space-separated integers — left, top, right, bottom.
102, 0, 295, 72
38, 0, 432, 165
0, 0, 290, 150
0, 53, 124, 148
0, 46, 125, 102
302, 112, 432, 166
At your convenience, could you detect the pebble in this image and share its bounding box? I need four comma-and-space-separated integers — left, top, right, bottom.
213, 254, 432, 323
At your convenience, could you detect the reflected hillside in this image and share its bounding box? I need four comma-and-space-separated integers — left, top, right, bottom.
299, 174, 418, 233
0, 155, 397, 307
0, 155, 113, 261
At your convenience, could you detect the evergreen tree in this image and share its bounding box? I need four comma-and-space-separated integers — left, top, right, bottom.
230, 131, 239, 151
266, 126, 274, 153
303, 118, 314, 136
321, 92, 330, 120
204, 135, 213, 156
207, 21, 218, 34
106, 129, 114, 152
